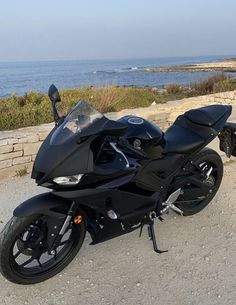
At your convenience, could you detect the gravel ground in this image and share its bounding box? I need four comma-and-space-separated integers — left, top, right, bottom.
0, 161, 235, 305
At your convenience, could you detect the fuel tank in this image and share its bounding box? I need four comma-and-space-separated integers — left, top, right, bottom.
118, 115, 163, 150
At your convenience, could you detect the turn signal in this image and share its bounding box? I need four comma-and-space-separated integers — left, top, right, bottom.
74, 215, 83, 224
107, 209, 118, 219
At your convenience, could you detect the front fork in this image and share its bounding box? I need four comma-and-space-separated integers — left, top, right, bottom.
46, 201, 79, 253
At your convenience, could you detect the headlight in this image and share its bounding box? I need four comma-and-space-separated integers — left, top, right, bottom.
53, 174, 83, 185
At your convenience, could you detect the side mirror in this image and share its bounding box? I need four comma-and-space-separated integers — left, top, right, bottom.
48, 84, 61, 104
48, 84, 61, 124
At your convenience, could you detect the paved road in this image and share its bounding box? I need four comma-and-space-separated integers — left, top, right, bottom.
0, 160, 235, 305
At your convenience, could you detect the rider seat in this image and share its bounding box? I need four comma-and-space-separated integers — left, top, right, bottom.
164, 105, 232, 154
184, 105, 231, 127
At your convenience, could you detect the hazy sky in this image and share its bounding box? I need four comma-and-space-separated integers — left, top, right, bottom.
1, 0, 236, 61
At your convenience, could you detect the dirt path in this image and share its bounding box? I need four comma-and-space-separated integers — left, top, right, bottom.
0, 158, 235, 305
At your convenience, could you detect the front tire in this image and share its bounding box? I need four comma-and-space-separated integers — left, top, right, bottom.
176, 148, 223, 216
0, 214, 86, 284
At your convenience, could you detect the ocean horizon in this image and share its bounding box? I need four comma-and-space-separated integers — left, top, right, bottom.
1, 55, 236, 98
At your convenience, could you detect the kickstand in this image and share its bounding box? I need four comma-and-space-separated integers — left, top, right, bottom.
148, 220, 168, 254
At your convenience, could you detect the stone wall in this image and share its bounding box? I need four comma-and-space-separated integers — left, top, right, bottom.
0, 90, 236, 180
0, 124, 52, 180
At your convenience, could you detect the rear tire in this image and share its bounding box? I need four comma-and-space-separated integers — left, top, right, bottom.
176, 148, 223, 216
0, 215, 86, 284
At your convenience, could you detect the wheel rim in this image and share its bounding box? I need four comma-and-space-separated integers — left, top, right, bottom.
177, 160, 219, 209
9, 216, 82, 277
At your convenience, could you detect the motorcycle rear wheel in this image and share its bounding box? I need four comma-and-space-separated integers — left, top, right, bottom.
0, 214, 86, 284
176, 148, 223, 216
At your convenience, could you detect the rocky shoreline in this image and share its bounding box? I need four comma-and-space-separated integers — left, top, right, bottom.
143, 58, 236, 73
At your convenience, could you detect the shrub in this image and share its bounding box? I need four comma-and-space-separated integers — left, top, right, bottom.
166, 84, 183, 95
90, 86, 127, 112
0, 78, 236, 131
25, 92, 44, 105
17, 96, 27, 107
213, 78, 236, 93
15, 166, 28, 177
191, 73, 229, 95
0, 87, 162, 130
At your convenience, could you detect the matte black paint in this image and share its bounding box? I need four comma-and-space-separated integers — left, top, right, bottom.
13, 193, 71, 217
15, 103, 233, 245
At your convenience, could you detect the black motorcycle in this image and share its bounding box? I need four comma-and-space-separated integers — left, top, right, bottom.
0, 85, 235, 284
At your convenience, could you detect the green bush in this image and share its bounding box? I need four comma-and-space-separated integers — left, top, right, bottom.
0, 87, 161, 130
1, 76, 236, 131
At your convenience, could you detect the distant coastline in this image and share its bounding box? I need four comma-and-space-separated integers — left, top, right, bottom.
142, 58, 236, 73
1, 56, 236, 97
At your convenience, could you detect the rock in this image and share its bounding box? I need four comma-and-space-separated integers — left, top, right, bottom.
204, 256, 210, 262
0, 151, 22, 161
7, 138, 19, 144
0, 139, 8, 146
0, 145, 13, 154
13, 143, 23, 151
13, 156, 32, 165
0, 159, 12, 170
23, 142, 42, 156
18, 135, 39, 143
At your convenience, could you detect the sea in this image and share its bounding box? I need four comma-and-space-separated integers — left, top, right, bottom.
0, 55, 236, 98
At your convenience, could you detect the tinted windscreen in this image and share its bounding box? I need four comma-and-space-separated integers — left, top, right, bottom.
50, 100, 103, 145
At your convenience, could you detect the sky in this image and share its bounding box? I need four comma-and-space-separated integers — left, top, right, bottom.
1, 0, 236, 62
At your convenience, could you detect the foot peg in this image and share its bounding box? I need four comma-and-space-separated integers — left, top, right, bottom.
161, 203, 183, 215
160, 188, 184, 215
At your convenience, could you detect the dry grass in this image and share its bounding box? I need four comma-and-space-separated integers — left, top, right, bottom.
15, 166, 28, 177
166, 84, 183, 95
0, 87, 160, 130
190, 73, 229, 95
89, 86, 127, 112
1, 73, 236, 130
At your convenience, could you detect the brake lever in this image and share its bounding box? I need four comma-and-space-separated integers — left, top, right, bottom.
109, 142, 130, 168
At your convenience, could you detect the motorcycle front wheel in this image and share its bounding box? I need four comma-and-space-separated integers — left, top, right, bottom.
0, 214, 86, 284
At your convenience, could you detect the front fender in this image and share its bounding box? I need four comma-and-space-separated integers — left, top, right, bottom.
13, 192, 71, 218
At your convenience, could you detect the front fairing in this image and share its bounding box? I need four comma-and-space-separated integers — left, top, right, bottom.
32, 100, 109, 184
32, 126, 94, 184
32, 100, 142, 186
